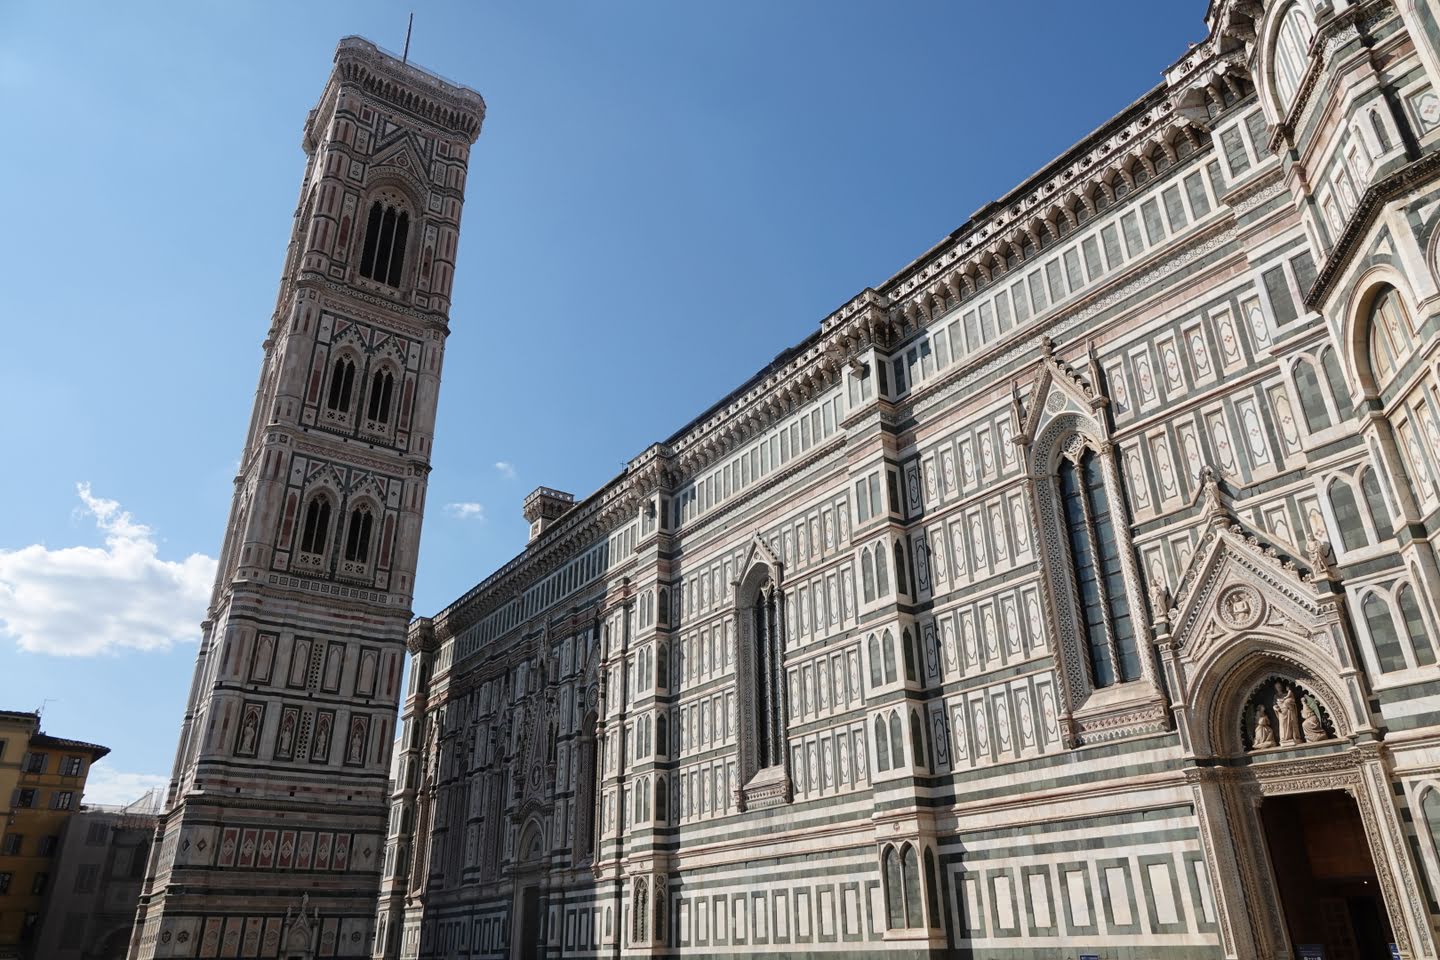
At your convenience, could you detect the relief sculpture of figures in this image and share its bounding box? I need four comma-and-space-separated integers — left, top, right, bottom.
1301, 698, 1328, 743
1274, 681, 1300, 746
1252, 708, 1277, 750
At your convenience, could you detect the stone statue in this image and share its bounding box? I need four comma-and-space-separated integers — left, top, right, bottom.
1301, 698, 1328, 742
1252, 707, 1276, 749
348, 722, 365, 763
239, 711, 259, 755
1275, 682, 1300, 746
278, 714, 295, 756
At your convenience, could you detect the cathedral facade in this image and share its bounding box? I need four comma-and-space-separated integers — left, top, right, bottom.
377, 2, 1440, 959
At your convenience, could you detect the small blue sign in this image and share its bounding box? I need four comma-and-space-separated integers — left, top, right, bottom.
1297, 945, 1325, 960
1390, 944, 1401, 960
1079, 954, 1100, 960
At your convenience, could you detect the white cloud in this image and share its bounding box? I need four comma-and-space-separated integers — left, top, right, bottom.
494, 461, 516, 479
0, 484, 215, 656
445, 502, 487, 522
82, 766, 169, 808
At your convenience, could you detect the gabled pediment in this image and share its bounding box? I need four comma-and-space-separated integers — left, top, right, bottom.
1013, 337, 1109, 448
1165, 487, 1330, 666
735, 533, 784, 588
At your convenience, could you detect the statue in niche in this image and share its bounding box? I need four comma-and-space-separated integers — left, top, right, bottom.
239, 710, 259, 755
1301, 698, 1328, 742
1252, 707, 1277, 749
347, 720, 365, 763
1275, 682, 1300, 746
278, 713, 295, 757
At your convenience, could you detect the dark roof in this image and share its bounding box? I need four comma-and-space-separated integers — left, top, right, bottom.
0, 710, 39, 723
31, 733, 110, 760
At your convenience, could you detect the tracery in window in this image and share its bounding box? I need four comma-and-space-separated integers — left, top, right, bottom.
366, 367, 396, 425
359, 200, 410, 288
1058, 449, 1140, 688
300, 495, 332, 556
326, 355, 356, 414
747, 574, 786, 771
344, 505, 374, 565
1273, 4, 1316, 110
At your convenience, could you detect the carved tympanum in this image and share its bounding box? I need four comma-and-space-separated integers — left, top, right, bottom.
1242, 676, 1331, 752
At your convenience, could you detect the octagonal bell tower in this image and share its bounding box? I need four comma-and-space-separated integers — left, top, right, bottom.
128, 37, 484, 960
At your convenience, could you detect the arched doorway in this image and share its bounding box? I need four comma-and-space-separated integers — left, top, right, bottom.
511, 818, 547, 960
1156, 505, 1436, 960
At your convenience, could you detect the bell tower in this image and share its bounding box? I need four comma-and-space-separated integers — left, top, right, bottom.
128, 37, 484, 960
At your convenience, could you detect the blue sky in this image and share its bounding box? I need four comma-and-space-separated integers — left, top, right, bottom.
0, 1, 1204, 802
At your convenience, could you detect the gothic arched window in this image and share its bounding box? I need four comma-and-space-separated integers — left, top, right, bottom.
875, 544, 890, 597
1367, 285, 1414, 389
873, 716, 890, 772
326, 355, 356, 414
1328, 479, 1367, 552
881, 630, 898, 684
1058, 448, 1140, 688
882, 843, 924, 929
300, 495, 332, 555
344, 505, 374, 564
1363, 592, 1407, 672
868, 635, 883, 688
887, 711, 904, 767
747, 574, 786, 771
1361, 467, 1393, 541
359, 200, 410, 288
1294, 358, 1331, 433
366, 367, 396, 425
883, 846, 904, 928
1399, 584, 1437, 667
1320, 347, 1353, 421
1273, 4, 1315, 109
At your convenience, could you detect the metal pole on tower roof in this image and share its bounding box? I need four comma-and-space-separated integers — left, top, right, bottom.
402, 12, 414, 64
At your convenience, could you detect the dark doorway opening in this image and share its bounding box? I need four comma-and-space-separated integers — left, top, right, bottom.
1261, 790, 1396, 960
519, 885, 541, 960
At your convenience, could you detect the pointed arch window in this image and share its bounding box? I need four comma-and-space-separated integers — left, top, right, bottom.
1058, 449, 1140, 688
359, 200, 410, 288
881, 843, 924, 929
1294, 359, 1331, 433
873, 715, 890, 772
875, 545, 890, 597
1273, 4, 1316, 109
1361, 467, 1393, 541
326, 356, 356, 414
300, 496, 332, 555
366, 368, 396, 425
744, 573, 786, 774
1328, 480, 1368, 552
1363, 592, 1407, 672
344, 505, 374, 564
1399, 585, 1437, 667
1368, 286, 1414, 388
1320, 347, 1353, 421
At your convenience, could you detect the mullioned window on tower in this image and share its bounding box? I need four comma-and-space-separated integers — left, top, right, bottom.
359, 201, 410, 288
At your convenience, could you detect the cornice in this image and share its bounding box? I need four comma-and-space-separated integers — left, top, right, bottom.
331, 37, 486, 144
1306, 149, 1440, 308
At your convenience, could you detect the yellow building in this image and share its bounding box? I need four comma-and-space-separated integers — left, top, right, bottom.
0, 715, 108, 960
